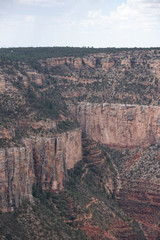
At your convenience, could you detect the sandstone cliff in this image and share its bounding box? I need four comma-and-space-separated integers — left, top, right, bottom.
73, 102, 160, 239
73, 102, 160, 148
0, 128, 82, 212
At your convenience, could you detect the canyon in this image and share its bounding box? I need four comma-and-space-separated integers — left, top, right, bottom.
0, 47, 160, 239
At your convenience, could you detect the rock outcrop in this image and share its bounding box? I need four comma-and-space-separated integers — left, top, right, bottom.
73, 102, 160, 239
116, 179, 160, 240
74, 102, 160, 148
0, 128, 82, 212
38, 49, 160, 107
111, 143, 160, 240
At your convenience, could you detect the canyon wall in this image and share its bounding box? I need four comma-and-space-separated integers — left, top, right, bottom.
0, 128, 82, 212
44, 53, 115, 70
74, 102, 160, 148
73, 102, 160, 239
116, 179, 160, 239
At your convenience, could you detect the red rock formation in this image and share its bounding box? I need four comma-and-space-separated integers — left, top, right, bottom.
0, 144, 35, 213
27, 72, 45, 85
0, 75, 6, 92
0, 74, 16, 92
73, 102, 160, 239
0, 128, 82, 212
0, 127, 15, 139
44, 54, 115, 71
74, 102, 160, 148
116, 180, 160, 240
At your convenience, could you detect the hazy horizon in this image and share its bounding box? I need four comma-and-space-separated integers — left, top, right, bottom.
0, 0, 160, 48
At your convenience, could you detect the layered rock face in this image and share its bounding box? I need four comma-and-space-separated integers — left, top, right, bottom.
116, 179, 160, 239
44, 53, 114, 70
0, 145, 34, 213
38, 49, 160, 107
74, 102, 160, 239
0, 129, 82, 212
74, 102, 160, 148
112, 144, 160, 240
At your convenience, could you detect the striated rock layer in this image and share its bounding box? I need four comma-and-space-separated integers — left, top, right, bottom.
73, 102, 160, 148
0, 128, 82, 212
73, 102, 160, 239
116, 180, 160, 240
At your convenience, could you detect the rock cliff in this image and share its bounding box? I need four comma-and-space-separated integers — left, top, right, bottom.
0, 128, 82, 212
73, 102, 160, 148
73, 102, 160, 239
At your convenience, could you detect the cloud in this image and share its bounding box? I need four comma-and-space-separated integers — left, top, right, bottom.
25, 15, 35, 22
81, 0, 160, 32
16, 0, 65, 6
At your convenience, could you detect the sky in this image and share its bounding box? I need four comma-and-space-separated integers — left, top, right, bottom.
0, 0, 160, 48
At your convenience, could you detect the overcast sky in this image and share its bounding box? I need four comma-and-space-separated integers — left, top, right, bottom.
0, 0, 160, 48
